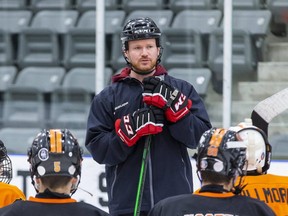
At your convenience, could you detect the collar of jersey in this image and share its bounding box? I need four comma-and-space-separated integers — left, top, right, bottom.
194, 189, 236, 198
28, 196, 77, 203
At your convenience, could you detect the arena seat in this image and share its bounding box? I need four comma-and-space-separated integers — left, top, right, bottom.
17, 10, 79, 68
121, 0, 165, 13
0, 127, 40, 154
169, 0, 216, 13
30, 0, 73, 11
64, 10, 125, 68
76, 0, 118, 12
0, 0, 27, 9
1, 66, 65, 128
208, 10, 271, 94
161, 9, 222, 69
216, 0, 265, 10
168, 67, 211, 98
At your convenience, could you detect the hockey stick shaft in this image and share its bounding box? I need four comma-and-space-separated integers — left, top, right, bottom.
251, 88, 288, 136
134, 135, 151, 216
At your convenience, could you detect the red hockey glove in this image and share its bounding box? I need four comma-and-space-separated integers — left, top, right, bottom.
115, 106, 164, 147
142, 77, 192, 123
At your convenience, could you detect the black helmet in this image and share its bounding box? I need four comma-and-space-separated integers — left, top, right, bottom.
196, 128, 247, 178
28, 129, 83, 192
121, 17, 161, 49
0, 140, 12, 184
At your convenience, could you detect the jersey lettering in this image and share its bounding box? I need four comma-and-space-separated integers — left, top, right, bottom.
242, 187, 288, 204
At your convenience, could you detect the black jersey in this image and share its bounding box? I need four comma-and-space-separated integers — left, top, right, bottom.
148, 189, 275, 216
0, 196, 109, 216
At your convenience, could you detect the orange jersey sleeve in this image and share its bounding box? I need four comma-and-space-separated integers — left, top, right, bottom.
0, 182, 26, 207
237, 174, 288, 216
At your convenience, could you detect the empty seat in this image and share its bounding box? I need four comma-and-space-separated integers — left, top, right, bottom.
216, 0, 265, 10
76, 0, 118, 12
161, 10, 222, 69
49, 67, 112, 129
168, 68, 211, 98
2, 67, 65, 128
17, 10, 79, 68
30, 0, 73, 10
169, 0, 216, 13
208, 10, 271, 94
0, 10, 32, 65
0, 10, 32, 34
0, 0, 27, 9
121, 0, 165, 13
0, 66, 17, 92
64, 10, 125, 68
110, 10, 173, 71
0, 127, 40, 155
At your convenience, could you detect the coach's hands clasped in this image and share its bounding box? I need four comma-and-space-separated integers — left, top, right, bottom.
142, 77, 192, 123
115, 106, 164, 147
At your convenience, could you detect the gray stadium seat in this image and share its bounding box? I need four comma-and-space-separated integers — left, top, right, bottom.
208, 10, 271, 94
0, 0, 27, 9
76, 0, 118, 12
0, 10, 32, 34
121, 0, 165, 13
30, 0, 73, 10
49, 67, 112, 129
110, 10, 174, 71
216, 0, 265, 10
49, 69, 92, 129
169, 0, 216, 13
0, 66, 17, 92
64, 10, 125, 68
2, 67, 65, 128
0, 127, 40, 155
161, 10, 222, 69
168, 68, 211, 98
17, 10, 79, 68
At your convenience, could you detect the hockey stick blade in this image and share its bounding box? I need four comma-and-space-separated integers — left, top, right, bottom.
251, 88, 288, 136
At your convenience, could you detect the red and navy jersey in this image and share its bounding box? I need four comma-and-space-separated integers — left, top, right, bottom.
148, 189, 275, 216
238, 174, 288, 216
0, 196, 109, 216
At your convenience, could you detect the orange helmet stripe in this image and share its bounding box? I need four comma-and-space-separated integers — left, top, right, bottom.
49, 129, 62, 153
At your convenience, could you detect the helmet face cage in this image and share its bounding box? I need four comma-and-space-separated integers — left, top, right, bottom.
197, 128, 247, 179
0, 140, 12, 184
237, 127, 271, 174
121, 17, 163, 64
28, 129, 83, 190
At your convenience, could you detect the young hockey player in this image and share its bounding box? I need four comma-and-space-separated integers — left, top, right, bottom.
0, 129, 109, 215
148, 127, 275, 216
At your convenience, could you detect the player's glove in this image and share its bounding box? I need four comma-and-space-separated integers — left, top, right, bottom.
142, 77, 192, 123
115, 106, 164, 147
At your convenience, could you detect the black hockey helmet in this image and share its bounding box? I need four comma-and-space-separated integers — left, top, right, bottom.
28, 129, 83, 191
0, 140, 13, 184
121, 17, 163, 64
196, 128, 247, 179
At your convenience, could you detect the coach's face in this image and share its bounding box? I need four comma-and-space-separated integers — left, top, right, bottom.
124, 39, 160, 74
